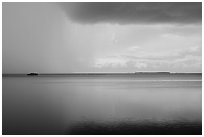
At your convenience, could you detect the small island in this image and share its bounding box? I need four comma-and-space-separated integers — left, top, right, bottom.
27, 72, 38, 76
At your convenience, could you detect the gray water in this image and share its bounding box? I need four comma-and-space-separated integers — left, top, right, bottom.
2, 74, 202, 134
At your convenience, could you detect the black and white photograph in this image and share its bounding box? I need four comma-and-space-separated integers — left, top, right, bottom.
2, 2, 202, 135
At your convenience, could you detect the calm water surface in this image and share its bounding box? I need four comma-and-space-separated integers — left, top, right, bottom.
2, 74, 202, 134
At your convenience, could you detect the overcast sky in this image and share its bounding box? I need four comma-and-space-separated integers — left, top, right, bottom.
3, 2, 202, 73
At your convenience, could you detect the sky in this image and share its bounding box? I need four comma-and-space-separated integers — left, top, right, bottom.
2, 2, 202, 73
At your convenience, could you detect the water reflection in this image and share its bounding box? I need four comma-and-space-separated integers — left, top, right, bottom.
67, 121, 201, 135
2, 75, 202, 134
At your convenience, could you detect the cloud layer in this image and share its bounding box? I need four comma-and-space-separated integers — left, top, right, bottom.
60, 2, 202, 24
94, 46, 202, 72
3, 3, 202, 73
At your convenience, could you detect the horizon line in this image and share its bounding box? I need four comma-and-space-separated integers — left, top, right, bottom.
2, 72, 202, 75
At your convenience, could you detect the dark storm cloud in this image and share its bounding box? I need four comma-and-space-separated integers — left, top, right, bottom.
60, 2, 202, 24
